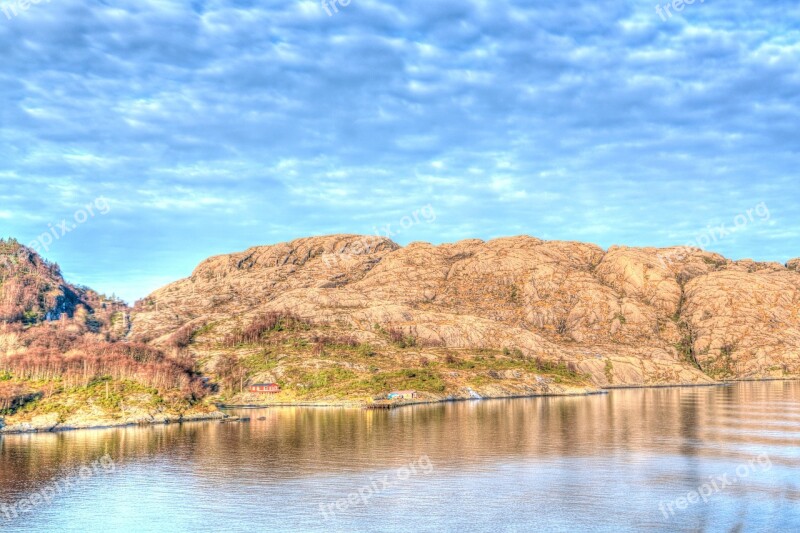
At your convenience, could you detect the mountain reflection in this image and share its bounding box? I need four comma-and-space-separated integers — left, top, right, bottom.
3, 382, 799, 495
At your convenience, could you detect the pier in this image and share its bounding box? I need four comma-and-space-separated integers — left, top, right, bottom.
364, 400, 398, 410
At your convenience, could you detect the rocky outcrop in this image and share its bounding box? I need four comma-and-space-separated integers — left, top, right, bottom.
0, 238, 124, 324
130, 235, 800, 386
0, 410, 228, 434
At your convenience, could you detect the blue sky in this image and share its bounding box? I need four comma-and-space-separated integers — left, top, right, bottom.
0, 0, 798, 303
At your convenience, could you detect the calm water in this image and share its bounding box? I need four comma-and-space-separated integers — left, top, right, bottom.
1, 382, 799, 532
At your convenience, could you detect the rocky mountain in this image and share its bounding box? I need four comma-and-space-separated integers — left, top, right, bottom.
3, 232, 800, 429
129, 234, 800, 395
0, 239, 103, 324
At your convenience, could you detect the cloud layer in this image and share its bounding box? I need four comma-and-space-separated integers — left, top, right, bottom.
1, 0, 798, 301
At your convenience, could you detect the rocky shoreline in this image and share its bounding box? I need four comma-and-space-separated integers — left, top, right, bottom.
0, 410, 232, 435
225, 380, 789, 411
0, 387, 602, 433
221, 386, 607, 410
4, 378, 796, 434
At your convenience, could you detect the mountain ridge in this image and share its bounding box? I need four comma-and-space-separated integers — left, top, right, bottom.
2, 233, 800, 431
130, 234, 800, 389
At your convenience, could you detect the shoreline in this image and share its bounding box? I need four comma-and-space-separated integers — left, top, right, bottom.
218, 389, 610, 411
0, 411, 235, 436
3, 377, 797, 435
722, 377, 800, 383
600, 382, 725, 390
188, 377, 800, 411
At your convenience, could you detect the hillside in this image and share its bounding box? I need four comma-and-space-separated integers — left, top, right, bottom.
127, 235, 800, 406
0, 239, 217, 433
3, 233, 799, 426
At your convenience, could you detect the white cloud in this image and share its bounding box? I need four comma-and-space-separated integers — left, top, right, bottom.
0, 0, 797, 300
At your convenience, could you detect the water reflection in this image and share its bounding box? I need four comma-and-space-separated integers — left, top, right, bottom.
1, 382, 799, 532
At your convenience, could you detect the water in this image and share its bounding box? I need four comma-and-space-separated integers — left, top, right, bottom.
1, 382, 798, 532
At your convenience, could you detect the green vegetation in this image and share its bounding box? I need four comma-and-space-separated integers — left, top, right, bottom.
706, 343, 737, 379
278, 365, 448, 398
241, 351, 278, 374
674, 336, 696, 367
501, 347, 524, 359
446, 357, 477, 370
528, 358, 588, 384
298, 368, 358, 390
389, 330, 417, 348
223, 312, 311, 348
194, 321, 216, 337
604, 359, 614, 384
22, 309, 40, 326
5, 377, 179, 423
440, 352, 588, 385
355, 343, 375, 357
359, 368, 446, 394
674, 316, 702, 371
373, 323, 418, 349
198, 313, 593, 402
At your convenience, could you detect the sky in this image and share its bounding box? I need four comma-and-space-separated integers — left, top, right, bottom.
0, 0, 798, 303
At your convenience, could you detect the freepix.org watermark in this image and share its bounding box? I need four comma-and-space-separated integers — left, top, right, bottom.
657, 202, 769, 268
321, 0, 352, 17
655, 0, 705, 22
1, 454, 116, 522
1, 0, 51, 21
321, 204, 437, 269
4, 197, 111, 262
319, 455, 434, 520
659, 453, 772, 520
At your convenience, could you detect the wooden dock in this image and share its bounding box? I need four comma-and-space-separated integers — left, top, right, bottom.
364, 400, 397, 410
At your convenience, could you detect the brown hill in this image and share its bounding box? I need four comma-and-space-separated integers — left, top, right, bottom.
0, 238, 108, 324
0, 239, 211, 432
128, 235, 800, 399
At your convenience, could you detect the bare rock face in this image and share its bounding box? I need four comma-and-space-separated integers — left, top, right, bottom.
788, 258, 800, 271
130, 234, 800, 385
0, 240, 83, 322
683, 269, 800, 377
0, 239, 125, 326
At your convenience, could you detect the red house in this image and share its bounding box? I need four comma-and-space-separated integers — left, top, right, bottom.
249, 383, 280, 393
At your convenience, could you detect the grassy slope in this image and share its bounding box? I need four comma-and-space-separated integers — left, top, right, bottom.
0, 317, 592, 431
189, 317, 594, 405
0, 374, 217, 430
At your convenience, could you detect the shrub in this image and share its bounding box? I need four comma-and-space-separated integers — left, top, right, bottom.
0, 340, 207, 400
167, 323, 202, 349
0, 383, 37, 415
335, 335, 359, 347
22, 322, 83, 352
356, 343, 375, 357
299, 368, 357, 390
222, 312, 309, 347
214, 353, 247, 393
529, 357, 587, 383
312, 340, 325, 357
386, 327, 417, 348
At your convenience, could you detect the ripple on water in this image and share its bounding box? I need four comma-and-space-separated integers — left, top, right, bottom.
0, 381, 799, 532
